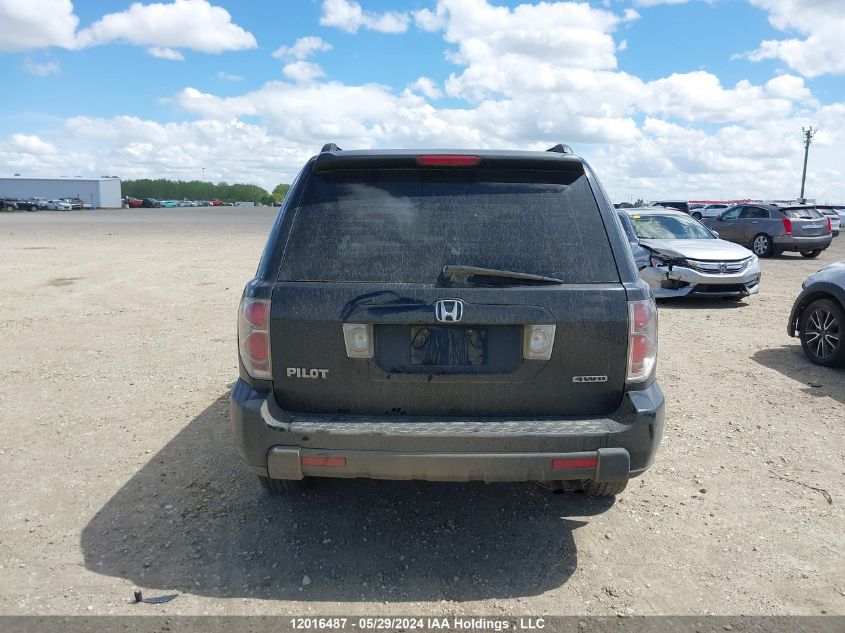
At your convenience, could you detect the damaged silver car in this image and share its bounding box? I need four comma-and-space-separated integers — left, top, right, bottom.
619, 208, 761, 299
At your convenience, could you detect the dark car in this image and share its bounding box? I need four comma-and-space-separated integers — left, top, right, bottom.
15, 198, 40, 211
141, 198, 160, 208
788, 261, 845, 367
702, 203, 832, 258
1, 197, 20, 212
230, 143, 664, 498
652, 200, 691, 214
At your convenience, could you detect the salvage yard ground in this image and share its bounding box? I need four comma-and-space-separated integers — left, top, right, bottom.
0, 207, 843, 615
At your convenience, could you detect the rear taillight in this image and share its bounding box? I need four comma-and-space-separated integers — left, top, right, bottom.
238, 298, 271, 379
826, 216, 832, 233
783, 218, 792, 235
627, 299, 657, 383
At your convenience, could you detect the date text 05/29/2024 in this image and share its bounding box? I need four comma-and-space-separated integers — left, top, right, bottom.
290, 617, 547, 631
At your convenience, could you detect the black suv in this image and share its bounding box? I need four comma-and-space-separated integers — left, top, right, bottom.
231, 144, 664, 497
1, 197, 21, 211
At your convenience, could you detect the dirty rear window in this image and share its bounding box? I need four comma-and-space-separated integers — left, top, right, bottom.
277, 168, 618, 284
782, 207, 823, 219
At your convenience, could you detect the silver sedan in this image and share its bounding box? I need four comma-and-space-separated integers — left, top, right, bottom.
620, 208, 761, 299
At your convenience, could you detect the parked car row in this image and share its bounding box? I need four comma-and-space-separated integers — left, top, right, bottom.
618, 205, 844, 367
0, 196, 81, 211
638, 200, 842, 258
123, 197, 230, 208
619, 207, 761, 299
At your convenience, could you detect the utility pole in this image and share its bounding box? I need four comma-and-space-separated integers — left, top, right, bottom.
201, 167, 205, 181
799, 126, 816, 203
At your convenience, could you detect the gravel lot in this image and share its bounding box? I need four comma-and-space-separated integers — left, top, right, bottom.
1, 207, 843, 616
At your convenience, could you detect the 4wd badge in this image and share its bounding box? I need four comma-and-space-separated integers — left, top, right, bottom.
572, 375, 608, 383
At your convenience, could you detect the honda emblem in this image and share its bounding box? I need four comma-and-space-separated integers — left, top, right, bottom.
435, 299, 464, 323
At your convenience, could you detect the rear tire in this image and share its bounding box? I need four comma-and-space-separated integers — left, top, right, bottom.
258, 475, 306, 495
691, 212, 702, 220
4, 204, 13, 212
581, 479, 627, 497
799, 298, 845, 367
751, 233, 773, 257
800, 250, 821, 258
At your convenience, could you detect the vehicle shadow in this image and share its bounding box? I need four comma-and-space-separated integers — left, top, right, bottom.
656, 297, 749, 310
81, 393, 613, 602
752, 345, 845, 405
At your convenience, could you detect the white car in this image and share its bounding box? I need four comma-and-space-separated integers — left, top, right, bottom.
619, 207, 761, 299
45, 199, 72, 210
816, 207, 841, 237
690, 204, 729, 220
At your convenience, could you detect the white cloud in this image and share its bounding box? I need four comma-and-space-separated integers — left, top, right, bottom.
216, 71, 244, 81
282, 62, 326, 84
421, 0, 628, 104
645, 71, 804, 123
744, 0, 845, 77
2, 0, 844, 204
406, 77, 443, 100
0, 0, 78, 51
10, 134, 58, 155
320, 0, 409, 34
75, 0, 256, 53
148, 46, 184, 60
23, 59, 61, 76
272, 36, 332, 60
635, 0, 689, 6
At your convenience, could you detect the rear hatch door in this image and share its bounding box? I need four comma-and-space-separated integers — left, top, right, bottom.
270, 158, 629, 418
783, 207, 829, 237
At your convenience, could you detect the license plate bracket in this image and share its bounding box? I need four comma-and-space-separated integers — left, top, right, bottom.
409, 326, 486, 366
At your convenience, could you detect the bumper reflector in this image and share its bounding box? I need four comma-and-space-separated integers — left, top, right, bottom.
301, 456, 347, 468
551, 457, 597, 470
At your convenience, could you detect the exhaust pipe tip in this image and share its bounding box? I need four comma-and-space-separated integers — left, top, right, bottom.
536, 480, 565, 494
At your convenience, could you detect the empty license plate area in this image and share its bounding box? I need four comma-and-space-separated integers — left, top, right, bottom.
410, 326, 485, 366
372, 324, 522, 374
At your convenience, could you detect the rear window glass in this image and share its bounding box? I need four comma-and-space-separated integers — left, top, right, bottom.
277, 168, 619, 284
782, 207, 823, 219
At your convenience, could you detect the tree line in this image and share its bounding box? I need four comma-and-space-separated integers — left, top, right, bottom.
121, 179, 291, 206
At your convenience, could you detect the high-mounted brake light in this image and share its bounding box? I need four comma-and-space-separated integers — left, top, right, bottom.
238, 298, 272, 379
627, 299, 657, 382
416, 155, 480, 167
782, 218, 792, 236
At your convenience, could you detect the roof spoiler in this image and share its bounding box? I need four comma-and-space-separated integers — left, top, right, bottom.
546, 144, 573, 154
321, 143, 342, 153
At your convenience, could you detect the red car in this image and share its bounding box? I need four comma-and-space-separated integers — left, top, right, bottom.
210, 199, 225, 206
125, 197, 143, 208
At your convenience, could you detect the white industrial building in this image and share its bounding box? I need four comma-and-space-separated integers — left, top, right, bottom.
0, 177, 122, 208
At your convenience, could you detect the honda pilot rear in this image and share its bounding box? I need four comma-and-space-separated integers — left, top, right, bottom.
231, 144, 665, 497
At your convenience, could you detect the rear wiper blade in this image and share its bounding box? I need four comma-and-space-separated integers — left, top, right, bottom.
441, 265, 564, 284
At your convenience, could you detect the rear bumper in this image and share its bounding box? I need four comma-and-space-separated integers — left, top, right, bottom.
230, 379, 664, 483
773, 235, 832, 251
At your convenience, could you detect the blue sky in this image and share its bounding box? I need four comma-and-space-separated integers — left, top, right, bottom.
1, 0, 844, 201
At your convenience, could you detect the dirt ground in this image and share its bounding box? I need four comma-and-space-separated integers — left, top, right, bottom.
0, 207, 843, 616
